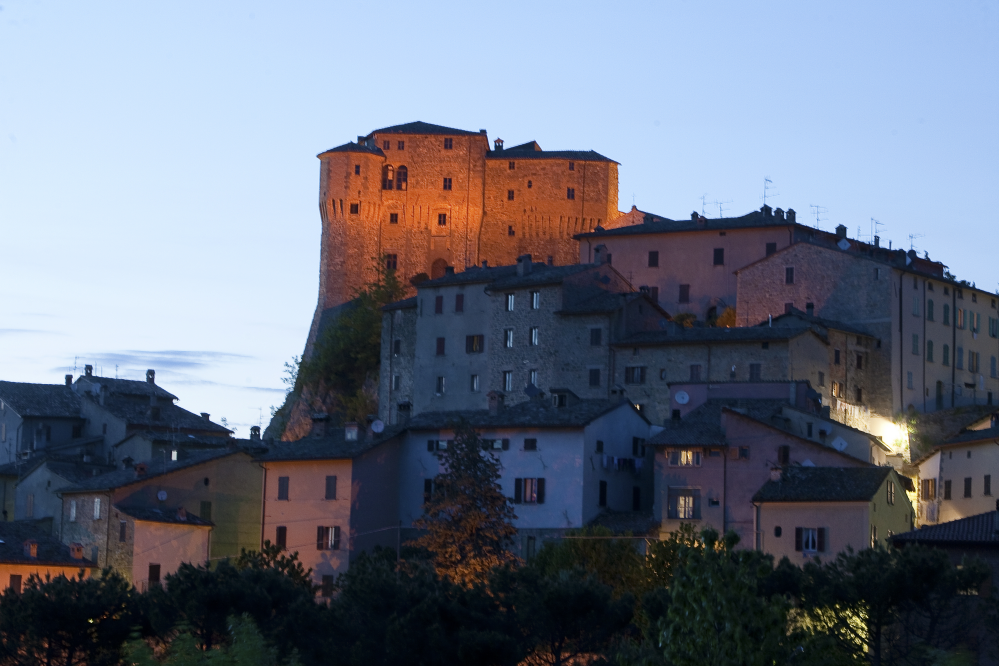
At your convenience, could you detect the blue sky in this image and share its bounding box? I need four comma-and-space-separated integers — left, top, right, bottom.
1, 0, 996, 431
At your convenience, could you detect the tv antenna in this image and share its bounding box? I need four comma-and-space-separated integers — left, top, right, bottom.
700, 193, 709, 216
809, 205, 827, 229
870, 217, 885, 241
762, 177, 779, 206
908, 233, 925, 251
712, 199, 732, 218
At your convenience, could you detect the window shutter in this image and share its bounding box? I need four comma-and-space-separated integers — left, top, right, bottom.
514, 478, 523, 504
502, 438, 510, 450
817, 527, 826, 553
276, 526, 287, 548
536, 478, 546, 504
332, 526, 341, 551
317, 526, 325, 550
427, 440, 435, 452
795, 528, 803, 552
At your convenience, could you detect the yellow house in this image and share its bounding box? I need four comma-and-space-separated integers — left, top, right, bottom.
0, 520, 96, 592
916, 422, 999, 525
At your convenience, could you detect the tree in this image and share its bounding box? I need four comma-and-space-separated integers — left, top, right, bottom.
411, 420, 519, 586
531, 526, 645, 599
0, 568, 137, 666
234, 539, 315, 592
661, 529, 791, 666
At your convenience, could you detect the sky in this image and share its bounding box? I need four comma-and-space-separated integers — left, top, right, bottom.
1, 0, 996, 433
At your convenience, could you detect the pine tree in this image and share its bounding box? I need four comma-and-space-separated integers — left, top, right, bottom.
412, 420, 519, 586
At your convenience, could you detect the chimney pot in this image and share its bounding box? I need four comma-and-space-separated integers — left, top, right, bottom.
357, 135, 366, 144
135, 462, 148, 477
836, 224, 848, 239
481, 260, 488, 268
775, 208, 785, 221
874, 235, 880, 247
494, 138, 504, 151
176, 507, 187, 521
85, 365, 93, 377
146, 369, 155, 384
479, 129, 487, 135
250, 426, 261, 441
311, 413, 330, 437
593, 245, 607, 266
65, 374, 72, 386
516, 254, 533, 276
201, 412, 210, 421
70, 543, 84, 560
761, 204, 773, 218
770, 468, 782, 482
786, 209, 796, 223
487, 391, 505, 415
445, 266, 455, 275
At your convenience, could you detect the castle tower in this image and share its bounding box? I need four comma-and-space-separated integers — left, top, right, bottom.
307, 121, 623, 353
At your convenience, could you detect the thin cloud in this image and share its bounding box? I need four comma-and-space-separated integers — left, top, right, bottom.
82, 350, 253, 371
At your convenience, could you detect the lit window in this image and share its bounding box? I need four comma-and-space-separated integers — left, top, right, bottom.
530, 327, 539, 346
505, 293, 514, 311
531, 291, 540, 309
504, 329, 514, 348
503, 371, 513, 392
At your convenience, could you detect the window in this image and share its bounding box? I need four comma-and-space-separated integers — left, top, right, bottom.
589, 369, 601, 387
505, 293, 515, 311
969, 351, 980, 373
689, 364, 702, 381
503, 371, 513, 392
964, 477, 972, 498
396, 166, 407, 190
349, 203, 359, 215
385, 254, 397, 270
856, 387, 863, 403
93, 498, 102, 520
912, 334, 920, 355
927, 340, 934, 362
567, 187, 575, 200
393, 339, 402, 356
943, 303, 951, 325
354, 164, 360, 175
777, 445, 790, 465
199, 500, 212, 523
508, 161, 515, 170
943, 344, 951, 366
317, 526, 340, 551
25, 494, 33, 519
648, 251, 659, 267
598, 480, 607, 507
907, 371, 914, 390
857, 353, 864, 370
514, 478, 545, 504
785, 267, 794, 284
818, 371, 825, 387
957, 309, 965, 329
466, 335, 484, 353
437, 213, 447, 227
624, 367, 646, 384
992, 356, 997, 379
887, 481, 895, 505
69, 500, 76, 522
713, 248, 724, 266
398, 141, 404, 150
434, 295, 443, 314
921, 479, 936, 500
436, 376, 446, 394
568, 161, 575, 171
985, 475, 992, 496
148, 564, 161, 587
590, 328, 602, 346
443, 177, 452, 190
990, 317, 999, 338
633, 486, 642, 511
436, 337, 445, 355
956, 347, 964, 370
632, 437, 646, 457
668, 450, 702, 467
531, 291, 540, 309
927, 299, 934, 321
470, 374, 480, 392
679, 284, 690, 304
325, 476, 337, 500
382, 140, 390, 150
524, 438, 538, 451
502, 328, 514, 348
748, 363, 762, 381
277, 477, 289, 500
596, 440, 604, 453
507, 190, 514, 200
382, 165, 394, 190
806, 423, 813, 438
913, 295, 921, 316
766, 242, 777, 256
944, 479, 952, 500
529, 327, 539, 346
795, 527, 826, 553
508, 225, 515, 236
444, 138, 453, 149
392, 375, 400, 390
528, 180, 533, 189
667, 488, 700, 519
834, 349, 841, 365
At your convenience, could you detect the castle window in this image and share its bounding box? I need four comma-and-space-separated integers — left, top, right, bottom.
390, 213, 398, 224
397, 141, 404, 150
444, 138, 453, 150
507, 190, 514, 200
354, 164, 360, 175
508, 161, 515, 170
527, 180, 532, 188
385, 254, 397, 270
396, 166, 407, 190
438, 213, 447, 227
508, 226, 515, 236
382, 140, 390, 150
567, 187, 575, 200
443, 177, 452, 190
568, 161, 575, 171
349, 203, 359, 215
382, 165, 394, 190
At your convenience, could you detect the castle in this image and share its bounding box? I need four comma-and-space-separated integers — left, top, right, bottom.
308, 121, 629, 347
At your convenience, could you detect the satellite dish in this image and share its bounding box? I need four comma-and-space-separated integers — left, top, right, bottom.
157, 490, 167, 501
831, 436, 849, 452
371, 420, 385, 434
675, 390, 690, 405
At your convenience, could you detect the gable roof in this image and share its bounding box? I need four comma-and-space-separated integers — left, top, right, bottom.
0, 382, 82, 418
941, 426, 999, 447
256, 427, 391, 463
60, 448, 248, 494
369, 121, 482, 137
753, 466, 894, 503
892, 509, 999, 546
764, 309, 873, 338
648, 399, 787, 447
89, 395, 231, 435
74, 376, 178, 401
576, 207, 795, 240
316, 142, 386, 158
406, 398, 648, 431
0, 521, 97, 567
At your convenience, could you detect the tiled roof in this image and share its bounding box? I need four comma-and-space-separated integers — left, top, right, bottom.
115, 431, 234, 448
369, 121, 482, 137
75, 376, 178, 401
406, 398, 646, 431
942, 426, 999, 446
892, 509, 999, 546
764, 309, 872, 338
0, 520, 97, 567
486, 264, 596, 291
60, 448, 245, 494
557, 290, 644, 316
616, 325, 816, 347
117, 505, 213, 527
753, 466, 893, 503
44, 459, 117, 484
316, 142, 385, 158
382, 296, 417, 312
648, 399, 788, 447
0, 382, 82, 418
93, 395, 231, 434
576, 208, 793, 239
419, 265, 519, 288
488, 148, 616, 163
255, 428, 390, 462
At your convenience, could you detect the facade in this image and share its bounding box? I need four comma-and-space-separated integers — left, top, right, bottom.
14, 458, 114, 532
0, 521, 96, 593
379, 256, 666, 425
736, 234, 999, 437
915, 425, 999, 526
397, 397, 653, 558
311, 122, 628, 352
754, 466, 914, 561
650, 398, 876, 546
0, 379, 89, 463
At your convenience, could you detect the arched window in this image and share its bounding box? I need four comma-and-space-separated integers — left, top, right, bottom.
396, 166, 408, 191
382, 165, 394, 190
927, 299, 934, 321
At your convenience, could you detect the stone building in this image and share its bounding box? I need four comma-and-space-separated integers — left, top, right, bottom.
310, 121, 627, 351
0, 380, 90, 464
0, 520, 96, 593
736, 231, 999, 438
378, 255, 667, 425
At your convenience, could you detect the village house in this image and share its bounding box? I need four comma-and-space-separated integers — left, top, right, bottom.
0, 379, 92, 464
914, 419, 999, 526
0, 520, 96, 593
754, 466, 913, 561
14, 456, 114, 532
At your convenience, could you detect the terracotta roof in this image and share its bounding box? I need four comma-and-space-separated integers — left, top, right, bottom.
369, 121, 482, 137
0, 521, 97, 567
0, 382, 82, 418
117, 505, 213, 527
892, 508, 999, 546
576, 207, 796, 239
406, 398, 647, 431
753, 466, 894, 503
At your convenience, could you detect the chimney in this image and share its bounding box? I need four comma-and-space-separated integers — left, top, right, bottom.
444, 266, 455, 275
690, 211, 698, 221
85, 365, 93, 377
135, 462, 149, 478
122, 456, 134, 470
874, 236, 880, 248
494, 138, 504, 151
593, 244, 607, 266
775, 208, 785, 221
249, 425, 261, 441
487, 391, 505, 415
311, 413, 330, 438
176, 507, 187, 521
201, 413, 210, 422
479, 129, 487, 135
481, 260, 488, 268
639, 286, 650, 294
65, 374, 72, 386
357, 135, 366, 144
23, 540, 37, 559
70, 543, 84, 560
146, 369, 155, 384
786, 209, 796, 223
344, 422, 359, 441
835, 224, 847, 239
761, 204, 773, 218
516, 254, 533, 276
